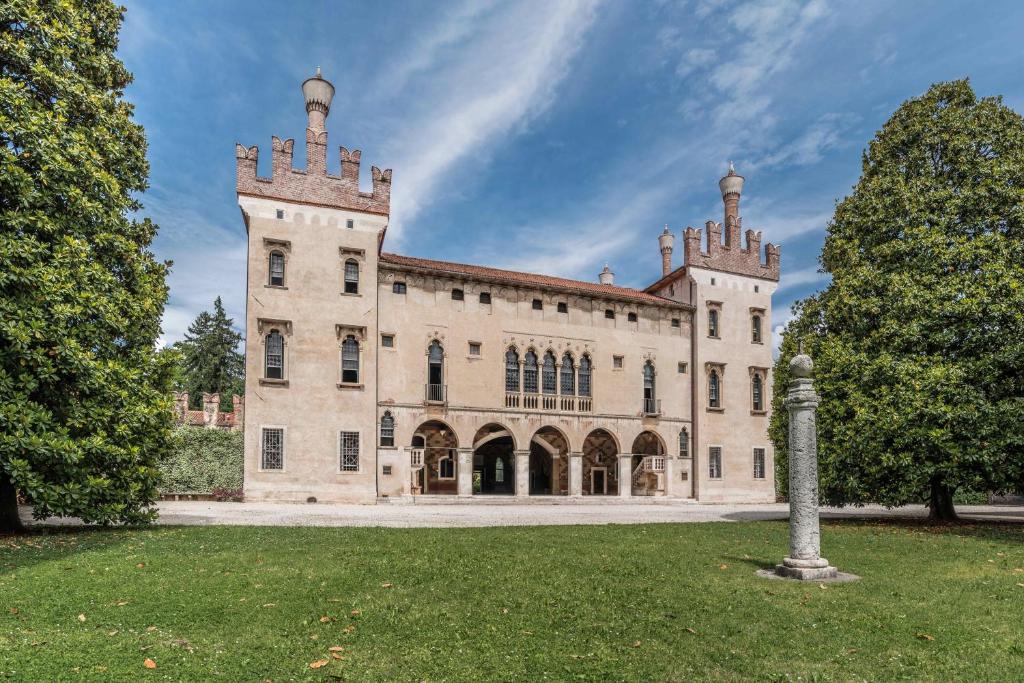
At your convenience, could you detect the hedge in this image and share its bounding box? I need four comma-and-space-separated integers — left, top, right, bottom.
159, 427, 243, 494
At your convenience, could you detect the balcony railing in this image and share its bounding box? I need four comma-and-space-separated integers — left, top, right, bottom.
504, 391, 593, 413
643, 398, 661, 416
410, 448, 424, 467
424, 383, 447, 404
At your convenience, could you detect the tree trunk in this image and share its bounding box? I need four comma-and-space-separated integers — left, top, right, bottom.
927, 478, 958, 522
0, 471, 24, 534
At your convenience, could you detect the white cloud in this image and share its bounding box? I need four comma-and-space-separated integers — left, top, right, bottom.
382, 0, 603, 243
754, 113, 858, 169
676, 47, 717, 78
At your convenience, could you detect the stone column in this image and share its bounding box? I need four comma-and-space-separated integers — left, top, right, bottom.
514, 449, 531, 497
457, 448, 474, 497
618, 454, 633, 498
569, 452, 583, 497
775, 352, 838, 580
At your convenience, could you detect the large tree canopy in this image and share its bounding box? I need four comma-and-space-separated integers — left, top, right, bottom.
771, 80, 1024, 520
0, 1, 172, 530
171, 297, 244, 410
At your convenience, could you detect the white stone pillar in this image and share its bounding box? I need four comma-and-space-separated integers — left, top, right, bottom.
514, 449, 530, 497
618, 454, 633, 498
457, 448, 473, 497
775, 352, 838, 580
569, 452, 583, 497
663, 456, 674, 497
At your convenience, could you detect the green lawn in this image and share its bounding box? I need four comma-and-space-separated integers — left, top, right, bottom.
2, 521, 1022, 681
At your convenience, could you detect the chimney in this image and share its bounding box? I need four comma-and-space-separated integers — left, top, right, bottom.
302, 68, 335, 175
718, 161, 744, 249
658, 224, 675, 276
202, 392, 219, 430
598, 264, 615, 285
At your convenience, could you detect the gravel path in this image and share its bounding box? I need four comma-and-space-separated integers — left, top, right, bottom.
21, 501, 1024, 528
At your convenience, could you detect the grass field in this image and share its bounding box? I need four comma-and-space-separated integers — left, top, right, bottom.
2, 520, 1022, 681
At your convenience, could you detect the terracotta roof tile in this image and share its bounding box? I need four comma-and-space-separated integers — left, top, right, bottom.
379, 252, 686, 307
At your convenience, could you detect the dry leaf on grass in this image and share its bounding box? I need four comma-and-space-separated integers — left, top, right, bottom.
916, 633, 935, 641
718, 564, 728, 570
343, 625, 356, 634
350, 609, 361, 617
116, 601, 129, 607
143, 658, 157, 669
328, 646, 344, 652
319, 616, 334, 623
632, 641, 642, 648
309, 659, 329, 669
146, 626, 157, 632
684, 627, 697, 635
381, 582, 394, 589
77, 614, 86, 622
8, 608, 17, 615
331, 653, 343, 660
136, 563, 145, 569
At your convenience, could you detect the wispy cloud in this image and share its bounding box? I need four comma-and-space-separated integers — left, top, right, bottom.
381, 0, 603, 243
778, 265, 828, 292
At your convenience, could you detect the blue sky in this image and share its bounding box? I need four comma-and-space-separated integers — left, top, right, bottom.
118, 0, 1024, 352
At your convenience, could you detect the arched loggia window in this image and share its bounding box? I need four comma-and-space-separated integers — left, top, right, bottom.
523, 350, 539, 393
265, 330, 284, 379
505, 347, 520, 392
643, 361, 656, 413
426, 341, 444, 401
542, 351, 557, 394
578, 354, 592, 397
560, 352, 575, 395
709, 370, 721, 408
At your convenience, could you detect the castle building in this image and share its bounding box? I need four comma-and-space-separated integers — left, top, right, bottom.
237, 72, 780, 503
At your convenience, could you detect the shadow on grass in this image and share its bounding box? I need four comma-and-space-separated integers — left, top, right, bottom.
1, 522, 152, 576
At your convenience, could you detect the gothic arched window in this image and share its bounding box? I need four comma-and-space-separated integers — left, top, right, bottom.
578, 354, 592, 397
380, 411, 395, 447
679, 428, 689, 457
265, 330, 284, 379
523, 350, 539, 393
505, 347, 520, 392
542, 351, 557, 394
752, 373, 764, 411
269, 251, 285, 286
341, 335, 359, 383
709, 370, 721, 408
560, 352, 575, 395
495, 456, 505, 483
344, 259, 359, 294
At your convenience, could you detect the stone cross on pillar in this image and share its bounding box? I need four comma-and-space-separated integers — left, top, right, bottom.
774, 350, 840, 580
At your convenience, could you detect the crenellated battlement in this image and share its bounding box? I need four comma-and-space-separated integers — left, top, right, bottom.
683, 222, 780, 280
235, 70, 391, 215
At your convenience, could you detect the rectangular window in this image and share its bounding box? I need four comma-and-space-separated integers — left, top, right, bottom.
276, 209, 285, 220
451, 288, 464, 301
392, 282, 407, 294
709, 446, 722, 479
339, 431, 359, 472
381, 334, 394, 348
754, 285, 760, 293
604, 309, 615, 320
346, 219, 354, 229
269, 252, 285, 286
380, 415, 395, 447
679, 430, 689, 458
627, 312, 638, 323
261, 428, 284, 470
613, 355, 624, 369
382, 465, 393, 476
671, 318, 680, 328
678, 362, 687, 374
710, 277, 716, 286
479, 292, 491, 305
557, 302, 568, 314
753, 448, 766, 479
468, 342, 481, 356
532, 299, 543, 311
344, 260, 359, 294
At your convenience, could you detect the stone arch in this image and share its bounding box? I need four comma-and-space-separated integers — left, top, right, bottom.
582, 428, 620, 496
473, 423, 515, 495
411, 419, 458, 495
529, 426, 570, 495
630, 430, 667, 496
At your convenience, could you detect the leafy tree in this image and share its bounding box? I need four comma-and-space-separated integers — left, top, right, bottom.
0, 1, 172, 531
771, 80, 1024, 521
171, 297, 244, 411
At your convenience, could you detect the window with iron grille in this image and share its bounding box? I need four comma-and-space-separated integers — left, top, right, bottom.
269, 251, 285, 286
752, 315, 762, 343
505, 348, 520, 392
344, 259, 359, 294
392, 281, 406, 294
341, 336, 359, 383
451, 288, 464, 301
261, 428, 284, 470
753, 448, 766, 479
468, 342, 481, 356
380, 412, 395, 447
709, 370, 721, 408
752, 373, 764, 411
532, 299, 543, 311
542, 351, 557, 394
523, 350, 539, 393
679, 429, 689, 458
382, 465, 393, 475
339, 431, 359, 472
265, 331, 284, 379
578, 355, 592, 397
479, 292, 491, 304
557, 302, 568, 314
560, 353, 575, 395
709, 446, 722, 479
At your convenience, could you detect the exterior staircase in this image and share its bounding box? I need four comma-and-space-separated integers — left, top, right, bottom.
631, 455, 666, 496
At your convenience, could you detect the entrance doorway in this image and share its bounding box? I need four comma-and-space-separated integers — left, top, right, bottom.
472, 424, 515, 495
582, 428, 619, 496
591, 467, 607, 494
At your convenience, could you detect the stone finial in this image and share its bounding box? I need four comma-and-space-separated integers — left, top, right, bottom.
302, 69, 335, 132
598, 263, 615, 285
789, 351, 814, 378
658, 224, 675, 276
719, 163, 745, 248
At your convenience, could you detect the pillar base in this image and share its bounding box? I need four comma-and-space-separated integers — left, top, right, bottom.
773, 562, 838, 581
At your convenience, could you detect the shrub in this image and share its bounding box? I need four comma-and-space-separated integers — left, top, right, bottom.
159, 428, 243, 494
